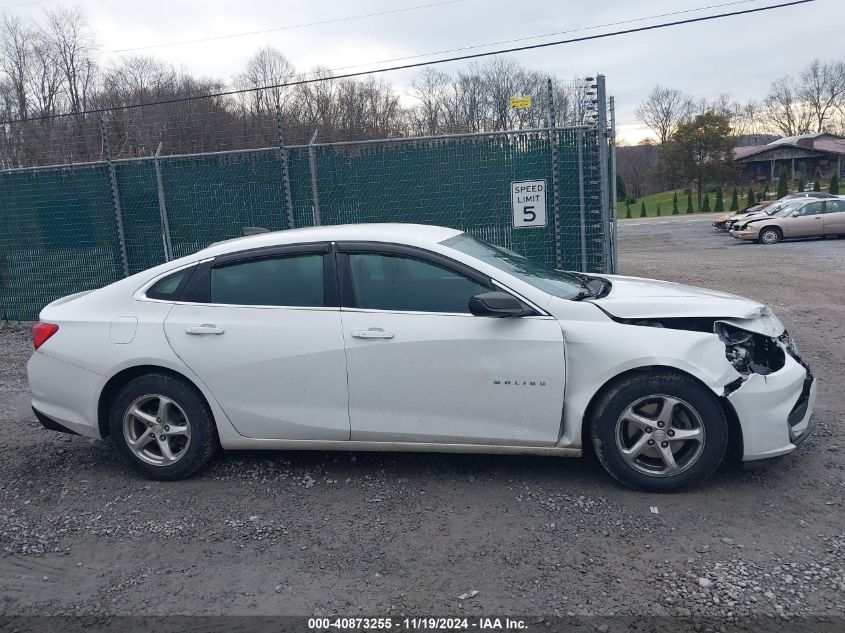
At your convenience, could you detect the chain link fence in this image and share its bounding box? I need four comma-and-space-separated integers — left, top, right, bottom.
0, 77, 615, 321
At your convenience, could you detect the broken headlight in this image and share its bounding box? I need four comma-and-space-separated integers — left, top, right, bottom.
779, 331, 801, 359
715, 322, 785, 375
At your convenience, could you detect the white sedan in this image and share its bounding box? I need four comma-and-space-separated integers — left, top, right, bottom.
27, 224, 816, 491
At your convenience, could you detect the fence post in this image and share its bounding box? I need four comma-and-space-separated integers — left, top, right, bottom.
595, 74, 611, 274
308, 129, 321, 227
546, 78, 562, 270
576, 129, 588, 272
154, 142, 173, 262
609, 96, 618, 274
99, 112, 129, 278
275, 105, 296, 229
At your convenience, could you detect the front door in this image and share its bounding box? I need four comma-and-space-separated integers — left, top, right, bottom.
785, 200, 825, 237
163, 245, 350, 440
337, 245, 566, 446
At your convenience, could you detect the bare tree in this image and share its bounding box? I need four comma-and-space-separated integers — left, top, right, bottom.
233, 46, 295, 115
44, 7, 98, 114
764, 75, 814, 136
797, 59, 845, 132
410, 67, 448, 134
0, 15, 32, 119
635, 86, 692, 144
616, 141, 659, 199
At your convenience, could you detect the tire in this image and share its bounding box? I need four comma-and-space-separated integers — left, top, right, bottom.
590, 370, 728, 492
109, 373, 219, 480
758, 227, 781, 245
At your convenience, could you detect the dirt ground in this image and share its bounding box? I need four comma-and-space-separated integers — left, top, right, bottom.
1, 214, 843, 623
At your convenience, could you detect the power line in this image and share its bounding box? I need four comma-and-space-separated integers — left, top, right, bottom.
1, 0, 816, 125
0, 0, 55, 10
272, 0, 767, 84
104, 0, 470, 55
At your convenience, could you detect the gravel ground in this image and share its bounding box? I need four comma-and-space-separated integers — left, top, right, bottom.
1, 215, 843, 624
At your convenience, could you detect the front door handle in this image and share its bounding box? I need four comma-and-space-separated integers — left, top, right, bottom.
186, 324, 225, 335
351, 328, 394, 339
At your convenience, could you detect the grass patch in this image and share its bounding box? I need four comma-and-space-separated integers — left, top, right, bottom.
617, 190, 727, 219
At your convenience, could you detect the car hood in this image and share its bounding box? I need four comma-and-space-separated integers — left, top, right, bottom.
731, 210, 768, 221
586, 274, 784, 335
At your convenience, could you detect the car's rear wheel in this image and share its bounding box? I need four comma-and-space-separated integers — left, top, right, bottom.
109, 373, 218, 480
590, 371, 728, 492
758, 227, 781, 245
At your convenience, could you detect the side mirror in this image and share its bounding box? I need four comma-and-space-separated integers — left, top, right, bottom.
468, 291, 532, 318
791, 210, 800, 217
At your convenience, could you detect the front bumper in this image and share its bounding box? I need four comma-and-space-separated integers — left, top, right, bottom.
727, 354, 817, 461
730, 230, 758, 241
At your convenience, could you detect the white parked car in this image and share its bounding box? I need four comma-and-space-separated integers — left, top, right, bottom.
27, 224, 815, 491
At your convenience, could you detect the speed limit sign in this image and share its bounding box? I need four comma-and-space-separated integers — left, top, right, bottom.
511, 180, 547, 228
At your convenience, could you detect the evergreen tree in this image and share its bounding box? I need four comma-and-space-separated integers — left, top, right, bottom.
714, 187, 724, 212
730, 187, 739, 211
672, 191, 679, 215
616, 174, 628, 202
640, 202, 647, 218
702, 192, 711, 212
797, 174, 805, 193
830, 173, 840, 195
746, 188, 755, 207
686, 190, 694, 213
776, 166, 789, 199
814, 178, 821, 191
625, 202, 632, 219
763, 184, 769, 199
656, 203, 661, 216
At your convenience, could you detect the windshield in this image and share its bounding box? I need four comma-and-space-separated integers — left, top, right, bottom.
441, 233, 586, 300
771, 201, 803, 217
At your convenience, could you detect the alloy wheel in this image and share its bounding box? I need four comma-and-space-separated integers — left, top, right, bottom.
122, 394, 192, 466
615, 394, 706, 477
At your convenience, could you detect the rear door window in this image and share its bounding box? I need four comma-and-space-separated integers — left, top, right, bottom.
210, 254, 324, 307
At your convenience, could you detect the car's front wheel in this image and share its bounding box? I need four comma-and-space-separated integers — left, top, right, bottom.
758, 227, 781, 245
109, 373, 219, 480
590, 371, 728, 491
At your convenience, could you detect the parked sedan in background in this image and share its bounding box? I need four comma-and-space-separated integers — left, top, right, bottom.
27, 224, 815, 492
731, 198, 845, 243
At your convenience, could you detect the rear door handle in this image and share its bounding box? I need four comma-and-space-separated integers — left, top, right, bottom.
351, 328, 394, 339
186, 324, 225, 335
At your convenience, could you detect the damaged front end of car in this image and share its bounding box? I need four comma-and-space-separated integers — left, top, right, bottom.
614, 311, 816, 460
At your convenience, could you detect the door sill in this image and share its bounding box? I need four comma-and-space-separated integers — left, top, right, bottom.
221, 437, 582, 457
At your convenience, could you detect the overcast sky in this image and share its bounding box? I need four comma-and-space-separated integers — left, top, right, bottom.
5, 0, 844, 142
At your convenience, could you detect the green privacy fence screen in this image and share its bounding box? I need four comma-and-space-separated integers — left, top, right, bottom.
0, 124, 614, 321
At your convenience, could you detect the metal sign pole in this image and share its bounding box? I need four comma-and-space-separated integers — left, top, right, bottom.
595, 75, 611, 274
547, 78, 562, 270
308, 129, 321, 227
276, 105, 296, 230
154, 142, 173, 262
99, 112, 130, 277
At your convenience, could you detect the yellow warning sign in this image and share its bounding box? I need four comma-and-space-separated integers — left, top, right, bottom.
509, 95, 532, 110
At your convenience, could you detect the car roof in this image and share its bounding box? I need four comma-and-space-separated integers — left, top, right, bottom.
196, 223, 463, 258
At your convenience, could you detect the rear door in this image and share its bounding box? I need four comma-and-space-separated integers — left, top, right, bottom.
785, 201, 825, 237
163, 243, 350, 440
337, 243, 566, 447
823, 199, 845, 236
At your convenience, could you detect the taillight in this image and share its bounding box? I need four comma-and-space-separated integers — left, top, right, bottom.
32, 322, 59, 350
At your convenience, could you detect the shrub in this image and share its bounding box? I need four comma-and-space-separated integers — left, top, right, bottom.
640, 202, 647, 218
714, 187, 724, 212
730, 187, 739, 211
625, 203, 632, 219
686, 191, 694, 213
776, 166, 789, 199
672, 191, 679, 215
830, 173, 840, 196
746, 188, 755, 207
702, 192, 711, 212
